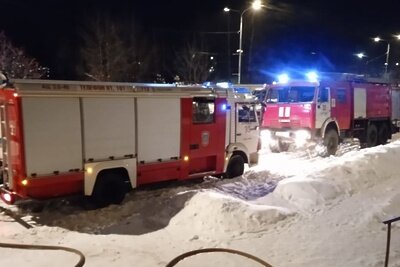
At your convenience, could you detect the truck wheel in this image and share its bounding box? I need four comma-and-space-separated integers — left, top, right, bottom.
323, 129, 339, 156
92, 172, 126, 208
366, 124, 378, 147
225, 155, 245, 178
378, 123, 389, 145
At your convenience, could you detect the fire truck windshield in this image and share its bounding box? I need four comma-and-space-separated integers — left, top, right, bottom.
266, 86, 316, 103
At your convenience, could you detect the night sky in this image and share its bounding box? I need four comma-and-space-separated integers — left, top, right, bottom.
1, 0, 399, 82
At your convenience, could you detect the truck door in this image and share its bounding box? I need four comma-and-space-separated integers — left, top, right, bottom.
186, 97, 226, 175
315, 85, 331, 129
330, 82, 351, 130
236, 103, 259, 153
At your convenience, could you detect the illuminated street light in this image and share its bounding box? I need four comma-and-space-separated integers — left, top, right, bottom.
372, 34, 400, 77
356, 52, 366, 59
224, 1, 264, 84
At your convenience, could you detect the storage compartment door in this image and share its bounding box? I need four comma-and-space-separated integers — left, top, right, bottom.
82, 98, 136, 161
22, 97, 82, 176
354, 88, 366, 118
137, 98, 180, 163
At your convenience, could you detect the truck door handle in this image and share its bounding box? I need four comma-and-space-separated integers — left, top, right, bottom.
190, 144, 199, 150
236, 133, 242, 136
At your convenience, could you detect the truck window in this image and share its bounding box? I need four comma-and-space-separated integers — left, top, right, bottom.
266, 88, 287, 103
337, 89, 347, 103
318, 87, 329, 102
267, 86, 315, 103
238, 104, 257, 123
192, 97, 215, 124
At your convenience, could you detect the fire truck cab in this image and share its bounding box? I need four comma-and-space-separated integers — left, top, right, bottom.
261, 72, 392, 156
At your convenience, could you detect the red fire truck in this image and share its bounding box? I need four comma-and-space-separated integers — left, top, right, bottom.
261, 72, 393, 156
0, 74, 260, 206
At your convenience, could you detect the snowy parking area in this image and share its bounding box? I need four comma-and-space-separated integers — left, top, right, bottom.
2, 139, 400, 266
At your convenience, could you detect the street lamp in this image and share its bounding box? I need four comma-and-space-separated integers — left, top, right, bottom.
356, 52, 366, 59
373, 35, 400, 77
224, 0, 263, 84
374, 37, 390, 76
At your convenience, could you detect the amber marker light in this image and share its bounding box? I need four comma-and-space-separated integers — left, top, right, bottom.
87, 167, 93, 174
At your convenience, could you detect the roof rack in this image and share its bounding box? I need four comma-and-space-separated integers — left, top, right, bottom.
319, 72, 388, 83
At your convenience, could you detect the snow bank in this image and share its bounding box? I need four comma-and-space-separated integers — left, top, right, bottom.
270, 141, 400, 211
274, 177, 341, 209
168, 191, 293, 236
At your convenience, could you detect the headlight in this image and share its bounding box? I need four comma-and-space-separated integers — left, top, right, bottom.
296, 129, 311, 140
295, 130, 311, 147
261, 129, 272, 139
260, 129, 273, 148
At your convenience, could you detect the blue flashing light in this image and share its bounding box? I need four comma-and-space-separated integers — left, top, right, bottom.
202, 81, 212, 88
277, 73, 289, 84
216, 82, 231, 89
306, 71, 318, 82
221, 104, 231, 111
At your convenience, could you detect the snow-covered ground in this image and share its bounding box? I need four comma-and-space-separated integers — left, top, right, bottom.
2, 138, 400, 267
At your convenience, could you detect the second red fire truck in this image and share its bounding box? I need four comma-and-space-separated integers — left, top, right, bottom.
261, 72, 393, 156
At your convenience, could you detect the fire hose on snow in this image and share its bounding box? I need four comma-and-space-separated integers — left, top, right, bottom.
165, 247, 273, 267
0, 206, 85, 266
1, 207, 272, 267
0, 242, 85, 267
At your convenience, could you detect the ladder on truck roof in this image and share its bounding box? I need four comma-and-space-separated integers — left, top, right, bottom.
9, 79, 255, 100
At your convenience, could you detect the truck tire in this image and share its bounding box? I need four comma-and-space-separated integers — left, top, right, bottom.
323, 129, 339, 156
366, 124, 378, 147
378, 123, 389, 145
92, 172, 126, 208
225, 155, 245, 178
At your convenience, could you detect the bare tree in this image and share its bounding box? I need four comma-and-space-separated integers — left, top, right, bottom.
175, 38, 212, 84
77, 14, 152, 82
0, 31, 49, 79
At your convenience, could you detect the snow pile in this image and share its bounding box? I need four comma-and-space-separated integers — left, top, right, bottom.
168, 191, 293, 236
168, 141, 400, 237
269, 142, 400, 211
273, 177, 341, 209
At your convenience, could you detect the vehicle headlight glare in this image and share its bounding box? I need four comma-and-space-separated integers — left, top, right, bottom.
295, 130, 311, 147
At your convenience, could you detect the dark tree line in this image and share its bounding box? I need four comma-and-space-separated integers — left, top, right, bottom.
1, 14, 215, 83
0, 31, 49, 79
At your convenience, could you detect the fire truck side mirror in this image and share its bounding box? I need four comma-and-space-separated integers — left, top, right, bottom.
0, 71, 9, 89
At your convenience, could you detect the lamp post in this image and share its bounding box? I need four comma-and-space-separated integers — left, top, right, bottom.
224, 0, 263, 84
373, 35, 400, 77
374, 37, 390, 76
